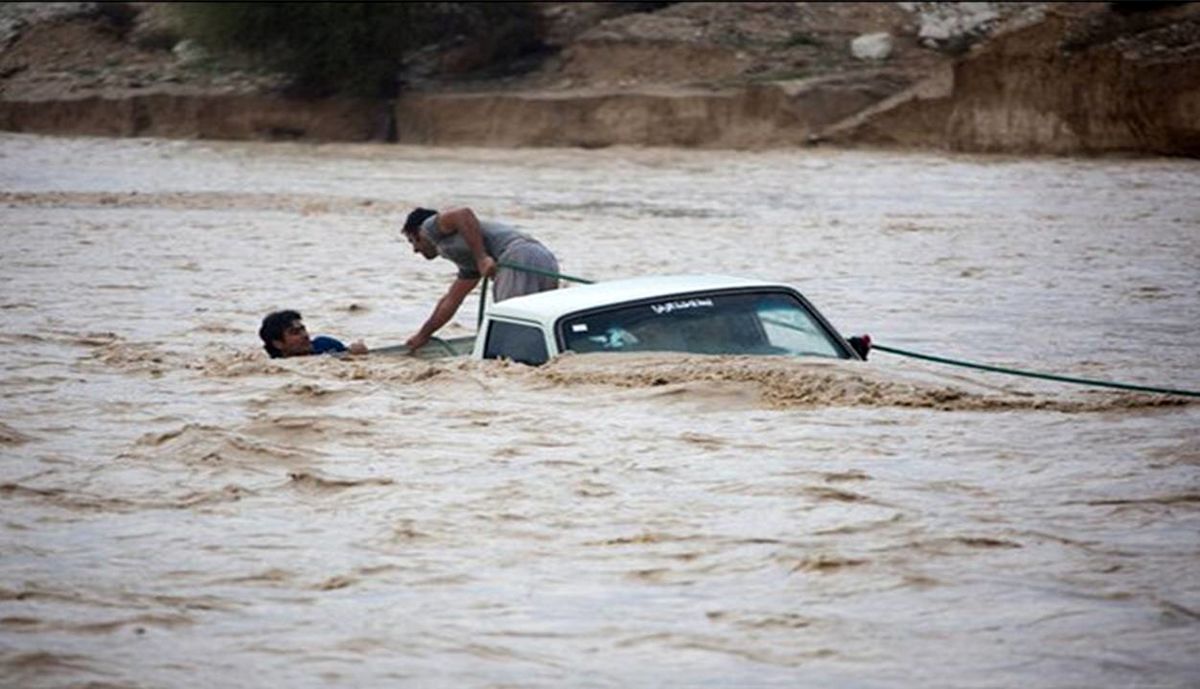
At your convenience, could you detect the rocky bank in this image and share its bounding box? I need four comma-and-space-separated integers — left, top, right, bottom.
0, 1, 1197, 156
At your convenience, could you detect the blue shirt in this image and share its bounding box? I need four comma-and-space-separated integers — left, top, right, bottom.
311, 336, 347, 355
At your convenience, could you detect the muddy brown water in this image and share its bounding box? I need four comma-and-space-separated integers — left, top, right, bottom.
1, 133, 1198, 688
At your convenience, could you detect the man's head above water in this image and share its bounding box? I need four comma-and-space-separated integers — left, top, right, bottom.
259, 309, 311, 358
401, 207, 439, 260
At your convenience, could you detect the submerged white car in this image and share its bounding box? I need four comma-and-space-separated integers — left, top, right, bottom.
415, 275, 868, 365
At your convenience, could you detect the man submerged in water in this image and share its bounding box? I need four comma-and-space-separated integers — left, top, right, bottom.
400, 206, 560, 352
259, 310, 367, 358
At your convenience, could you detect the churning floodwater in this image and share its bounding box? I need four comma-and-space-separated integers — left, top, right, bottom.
1, 133, 1198, 688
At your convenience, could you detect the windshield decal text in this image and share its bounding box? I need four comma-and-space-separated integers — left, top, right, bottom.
650, 298, 714, 315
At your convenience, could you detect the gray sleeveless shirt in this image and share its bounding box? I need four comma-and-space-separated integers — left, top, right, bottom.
420, 214, 535, 280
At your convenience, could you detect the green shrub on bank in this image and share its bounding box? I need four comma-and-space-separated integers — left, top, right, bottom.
172, 2, 539, 97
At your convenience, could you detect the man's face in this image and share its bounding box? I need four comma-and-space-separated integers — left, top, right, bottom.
273, 319, 313, 357
405, 230, 438, 260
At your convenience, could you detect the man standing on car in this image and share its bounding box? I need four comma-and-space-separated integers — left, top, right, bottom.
400, 206, 559, 352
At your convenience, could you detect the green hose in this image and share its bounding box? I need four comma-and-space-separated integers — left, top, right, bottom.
476, 261, 591, 328
477, 276, 489, 330
497, 260, 594, 285
872, 344, 1199, 398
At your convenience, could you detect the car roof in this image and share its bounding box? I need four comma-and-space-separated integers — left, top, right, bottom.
487, 274, 793, 323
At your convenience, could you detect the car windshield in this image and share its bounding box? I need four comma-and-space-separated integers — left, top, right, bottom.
558, 290, 848, 359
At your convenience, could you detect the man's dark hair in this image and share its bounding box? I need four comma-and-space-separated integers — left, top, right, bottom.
260, 309, 302, 358
403, 207, 437, 236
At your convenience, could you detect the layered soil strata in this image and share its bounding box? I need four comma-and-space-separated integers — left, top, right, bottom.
825, 3, 1200, 156
0, 93, 380, 141
392, 74, 906, 149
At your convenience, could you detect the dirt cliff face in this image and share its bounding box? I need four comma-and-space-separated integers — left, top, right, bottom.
944, 4, 1200, 155
388, 2, 981, 149
544, 2, 938, 89
392, 79, 898, 149
0, 93, 379, 140
1, 2, 1196, 156
828, 3, 1200, 156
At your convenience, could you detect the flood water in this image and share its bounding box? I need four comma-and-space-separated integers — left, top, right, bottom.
1, 133, 1198, 688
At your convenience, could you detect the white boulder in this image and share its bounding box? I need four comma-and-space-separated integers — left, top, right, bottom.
172, 39, 209, 65
851, 32, 894, 61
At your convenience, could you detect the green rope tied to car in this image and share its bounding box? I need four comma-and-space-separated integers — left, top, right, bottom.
481, 262, 1200, 399
477, 261, 595, 328
871, 344, 1200, 398
497, 260, 594, 285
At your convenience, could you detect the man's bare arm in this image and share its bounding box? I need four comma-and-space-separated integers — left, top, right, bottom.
405, 276, 479, 351
437, 207, 497, 278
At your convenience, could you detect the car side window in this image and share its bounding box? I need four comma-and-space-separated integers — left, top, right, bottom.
758, 305, 840, 357
484, 321, 549, 365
